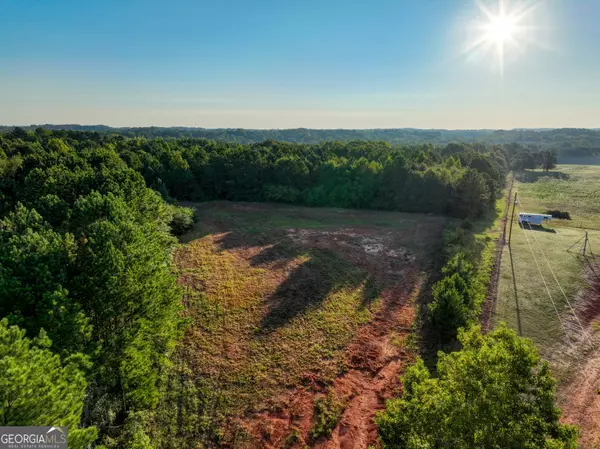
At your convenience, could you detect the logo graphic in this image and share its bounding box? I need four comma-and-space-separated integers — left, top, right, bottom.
0, 426, 68, 448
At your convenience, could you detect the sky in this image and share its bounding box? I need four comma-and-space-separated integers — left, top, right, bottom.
0, 0, 599, 129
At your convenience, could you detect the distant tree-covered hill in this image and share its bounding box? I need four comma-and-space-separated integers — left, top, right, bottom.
1, 125, 599, 162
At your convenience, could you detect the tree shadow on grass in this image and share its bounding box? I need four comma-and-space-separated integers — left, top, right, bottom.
214, 229, 278, 250
249, 241, 300, 268
189, 220, 385, 333
514, 170, 570, 183
259, 248, 371, 331
360, 276, 384, 310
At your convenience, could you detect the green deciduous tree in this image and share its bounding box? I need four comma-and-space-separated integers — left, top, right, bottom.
511, 151, 536, 171
451, 169, 491, 218
376, 325, 579, 449
538, 150, 558, 172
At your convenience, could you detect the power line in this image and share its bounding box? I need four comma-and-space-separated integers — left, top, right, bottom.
514, 207, 574, 347
521, 215, 593, 343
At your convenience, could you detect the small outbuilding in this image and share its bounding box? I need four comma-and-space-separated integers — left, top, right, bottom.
518, 213, 552, 226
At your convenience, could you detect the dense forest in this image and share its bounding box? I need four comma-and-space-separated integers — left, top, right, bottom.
0, 128, 576, 447
2, 127, 510, 219
1, 125, 599, 162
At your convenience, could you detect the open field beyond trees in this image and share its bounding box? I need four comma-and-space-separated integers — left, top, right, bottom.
156, 202, 449, 448
496, 165, 600, 447
497, 165, 600, 360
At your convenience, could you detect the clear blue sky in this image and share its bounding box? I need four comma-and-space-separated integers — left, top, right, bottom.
1, 0, 598, 128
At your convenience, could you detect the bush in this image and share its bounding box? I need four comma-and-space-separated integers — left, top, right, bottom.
311, 392, 345, 440
169, 205, 195, 235
546, 209, 571, 220
428, 273, 473, 340
262, 184, 302, 203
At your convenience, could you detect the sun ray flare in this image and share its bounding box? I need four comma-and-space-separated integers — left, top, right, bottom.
465, 0, 542, 73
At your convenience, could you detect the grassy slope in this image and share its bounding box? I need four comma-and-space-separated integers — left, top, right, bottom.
496, 165, 600, 376
154, 202, 448, 447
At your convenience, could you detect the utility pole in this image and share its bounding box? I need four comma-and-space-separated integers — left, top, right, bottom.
583, 231, 589, 257
508, 192, 518, 246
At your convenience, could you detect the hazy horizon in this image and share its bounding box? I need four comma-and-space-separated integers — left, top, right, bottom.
2, 0, 599, 128
0, 123, 600, 131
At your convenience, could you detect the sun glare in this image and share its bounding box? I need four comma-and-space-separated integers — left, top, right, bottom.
484, 14, 518, 42
465, 0, 541, 73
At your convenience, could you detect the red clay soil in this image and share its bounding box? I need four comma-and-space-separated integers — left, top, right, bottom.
559, 263, 600, 448
234, 230, 423, 449
238, 287, 418, 449
560, 347, 600, 449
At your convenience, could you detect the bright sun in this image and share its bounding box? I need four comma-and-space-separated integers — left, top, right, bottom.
484, 14, 518, 42
465, 0, 541, 73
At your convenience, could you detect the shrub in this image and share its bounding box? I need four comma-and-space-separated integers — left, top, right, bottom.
169, 205, 195, 235
546, 209, 571, 220
262, 184, 302, 203
311, 392, 345, 440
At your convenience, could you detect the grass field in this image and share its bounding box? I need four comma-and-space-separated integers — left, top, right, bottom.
156, 202, 448, 448
496, 165, 600, 376
513, 165, 600, 230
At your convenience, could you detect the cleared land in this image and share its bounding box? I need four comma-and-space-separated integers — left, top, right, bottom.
156, 202, 448, 448
495, 165, 600, 447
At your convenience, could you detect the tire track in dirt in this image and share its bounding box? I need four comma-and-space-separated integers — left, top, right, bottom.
316, 287, 418, 449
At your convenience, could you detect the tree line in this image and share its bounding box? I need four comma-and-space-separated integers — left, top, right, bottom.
376, 180, 578, 447
12, 129, 507, 218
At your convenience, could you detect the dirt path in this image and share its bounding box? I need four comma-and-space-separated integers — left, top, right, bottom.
481, 175, 514, 332
560, 344, 600, 448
